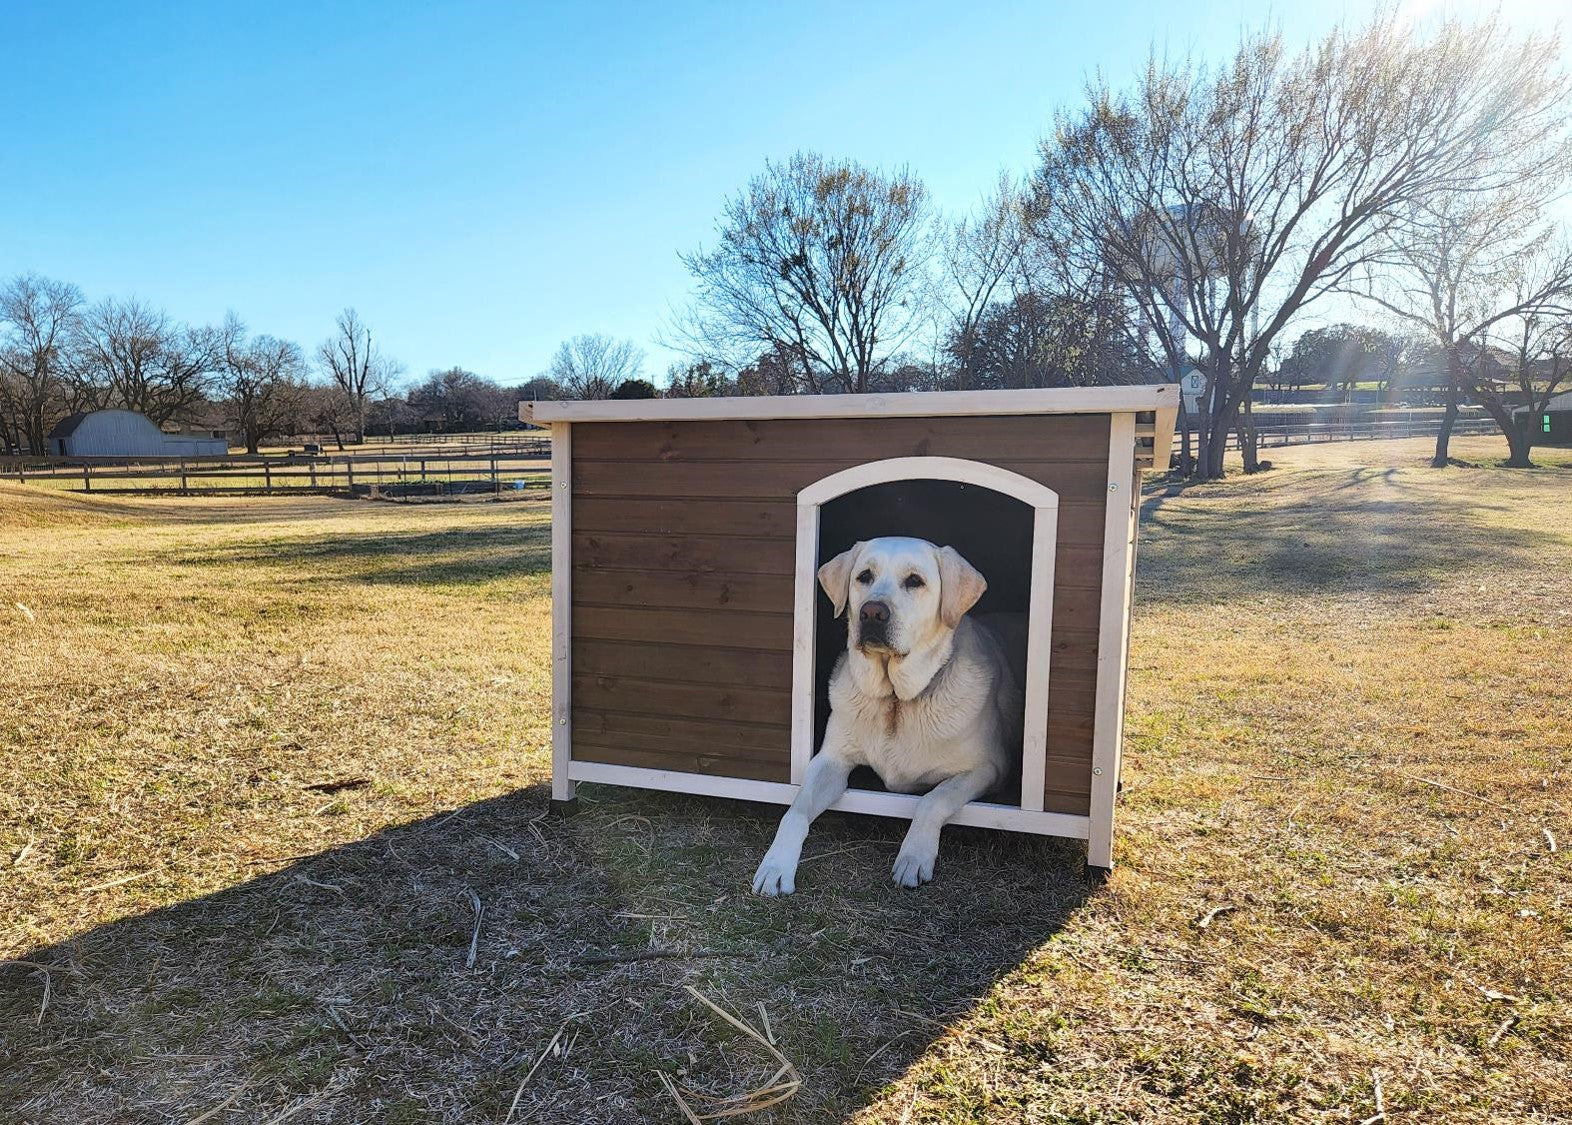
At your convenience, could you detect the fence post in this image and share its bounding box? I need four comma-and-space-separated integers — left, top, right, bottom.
347, 461, 355, 492
309, 460, 317, 488
179, 459, 188, 494
264, 461, 272, 493
82, 463, 91, 492
491, 457, 499, 493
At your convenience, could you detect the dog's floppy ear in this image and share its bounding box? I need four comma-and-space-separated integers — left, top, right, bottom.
817, 543, 863, 618
937, 545, 987, 629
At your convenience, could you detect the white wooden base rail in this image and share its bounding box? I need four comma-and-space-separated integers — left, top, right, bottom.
567, 760, 1092, 840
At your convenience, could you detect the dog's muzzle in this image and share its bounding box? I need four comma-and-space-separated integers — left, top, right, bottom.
857, 599, 892, 649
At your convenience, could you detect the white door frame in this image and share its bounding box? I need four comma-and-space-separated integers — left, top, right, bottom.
791, 456, 1060, 814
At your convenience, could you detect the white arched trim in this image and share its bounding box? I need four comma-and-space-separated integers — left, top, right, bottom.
790, 456, 1060, 815
798, 456, 1061, 510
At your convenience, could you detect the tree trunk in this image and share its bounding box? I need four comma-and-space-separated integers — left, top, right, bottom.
1203, 410, 1229, 479
1432, 378, 1458, 468
1191, 413, 1211, 481
1479, 398, 1533, 467
1240, 392, 1260, 473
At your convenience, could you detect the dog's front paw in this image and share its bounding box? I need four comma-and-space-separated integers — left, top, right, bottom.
752, 851, 798, 896
891, 846, 936, 889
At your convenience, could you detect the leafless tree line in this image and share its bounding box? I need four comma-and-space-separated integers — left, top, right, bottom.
0, 287, 544, 453
665, 14, 1571, 475
1030, 14, 1572, 477
667, 155, 1157, 398
0, 276, 651, 453
0, 285, 419, 454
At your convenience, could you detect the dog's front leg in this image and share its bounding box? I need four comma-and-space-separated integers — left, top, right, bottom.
752, 750, 852, 896
893, 766, 997, 888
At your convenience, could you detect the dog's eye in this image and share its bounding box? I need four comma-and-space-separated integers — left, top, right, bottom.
856, 569, 874, 585
903, 574, 925, 590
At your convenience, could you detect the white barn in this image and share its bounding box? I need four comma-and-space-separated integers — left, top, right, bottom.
47, 410, 229, 457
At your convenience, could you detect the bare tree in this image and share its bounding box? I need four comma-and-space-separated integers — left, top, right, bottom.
1354, 184, 1572, 467
302, 383, 357, 451
544, 334, 644, 400
217, 315, 309, 453
961, 288, 1156, 391
409, 367, 505, 431
665, 360, 731, 398
317, 308, 400, 442
0, 274, 83, 454
1496, 303, 1572, 458
937, 174, 1028, 390
73, 297, 222, 425
676, 152, 932, 394
1034, 16, 1572, 479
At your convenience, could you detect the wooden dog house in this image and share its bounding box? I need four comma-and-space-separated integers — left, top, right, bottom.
520, 386, 1177, 869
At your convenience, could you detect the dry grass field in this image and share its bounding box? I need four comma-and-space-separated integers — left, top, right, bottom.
1, 435, 1568, 1123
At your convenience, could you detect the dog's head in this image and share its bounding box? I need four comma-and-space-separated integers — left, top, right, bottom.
818, 537, 987, 657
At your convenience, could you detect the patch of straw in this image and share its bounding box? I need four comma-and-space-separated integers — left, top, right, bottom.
655, 986, 802, 1121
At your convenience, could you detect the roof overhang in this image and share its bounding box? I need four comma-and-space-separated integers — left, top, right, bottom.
519, 384, 1177, 424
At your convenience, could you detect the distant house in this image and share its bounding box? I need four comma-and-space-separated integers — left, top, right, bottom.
1515, 390, 1572, 447
47, 410, 230, 457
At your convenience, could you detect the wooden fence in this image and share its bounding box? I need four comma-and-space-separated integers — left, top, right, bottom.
1, 448, 552, 496
1174, 415, 1499, 453
1, 417, 1509, 495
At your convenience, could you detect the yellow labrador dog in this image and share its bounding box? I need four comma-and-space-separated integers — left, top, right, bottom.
752, 537, 1022, 895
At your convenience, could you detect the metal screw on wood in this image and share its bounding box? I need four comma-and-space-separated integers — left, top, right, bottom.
1093, 767, 1104, 775
1108, 482, 1119, 492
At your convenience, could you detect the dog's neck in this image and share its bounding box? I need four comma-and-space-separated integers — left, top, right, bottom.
849, 624, 957, 703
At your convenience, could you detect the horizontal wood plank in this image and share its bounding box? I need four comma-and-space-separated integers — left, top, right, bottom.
571, 415, 1113, 463
575, 605, 794, 651
573, 741, 789, 782
574, 531, 797, 575
573, 673, 792, 727
575, 498, 1107, 549
575, 640, 792, 688
575, 498, 798, 539
576, 568, 794, 614
574, 458, 1112, 505
574, 709, 791, 753
1043, 791, 1091, 815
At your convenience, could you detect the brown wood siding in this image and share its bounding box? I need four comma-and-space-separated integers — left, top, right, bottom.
569, 414, 1112, 816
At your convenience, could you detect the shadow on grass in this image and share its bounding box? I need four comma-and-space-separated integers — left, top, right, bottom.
1137, 467, 1564, 604
163, 523, 552, 587
1, 784, 1092, 1122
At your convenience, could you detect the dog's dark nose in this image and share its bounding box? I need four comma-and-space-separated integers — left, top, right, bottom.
859, 600, 890, 625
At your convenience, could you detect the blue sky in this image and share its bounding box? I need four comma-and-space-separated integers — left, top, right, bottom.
2, 0, 1560, 388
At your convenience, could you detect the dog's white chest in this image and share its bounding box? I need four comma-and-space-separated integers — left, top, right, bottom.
837, 688, 986, 793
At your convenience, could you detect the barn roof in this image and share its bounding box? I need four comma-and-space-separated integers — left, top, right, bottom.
1513, 390, 1572, 416
47, 413, 89, 439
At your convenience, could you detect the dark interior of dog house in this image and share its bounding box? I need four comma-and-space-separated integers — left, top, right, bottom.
813, 478, 1034, 805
